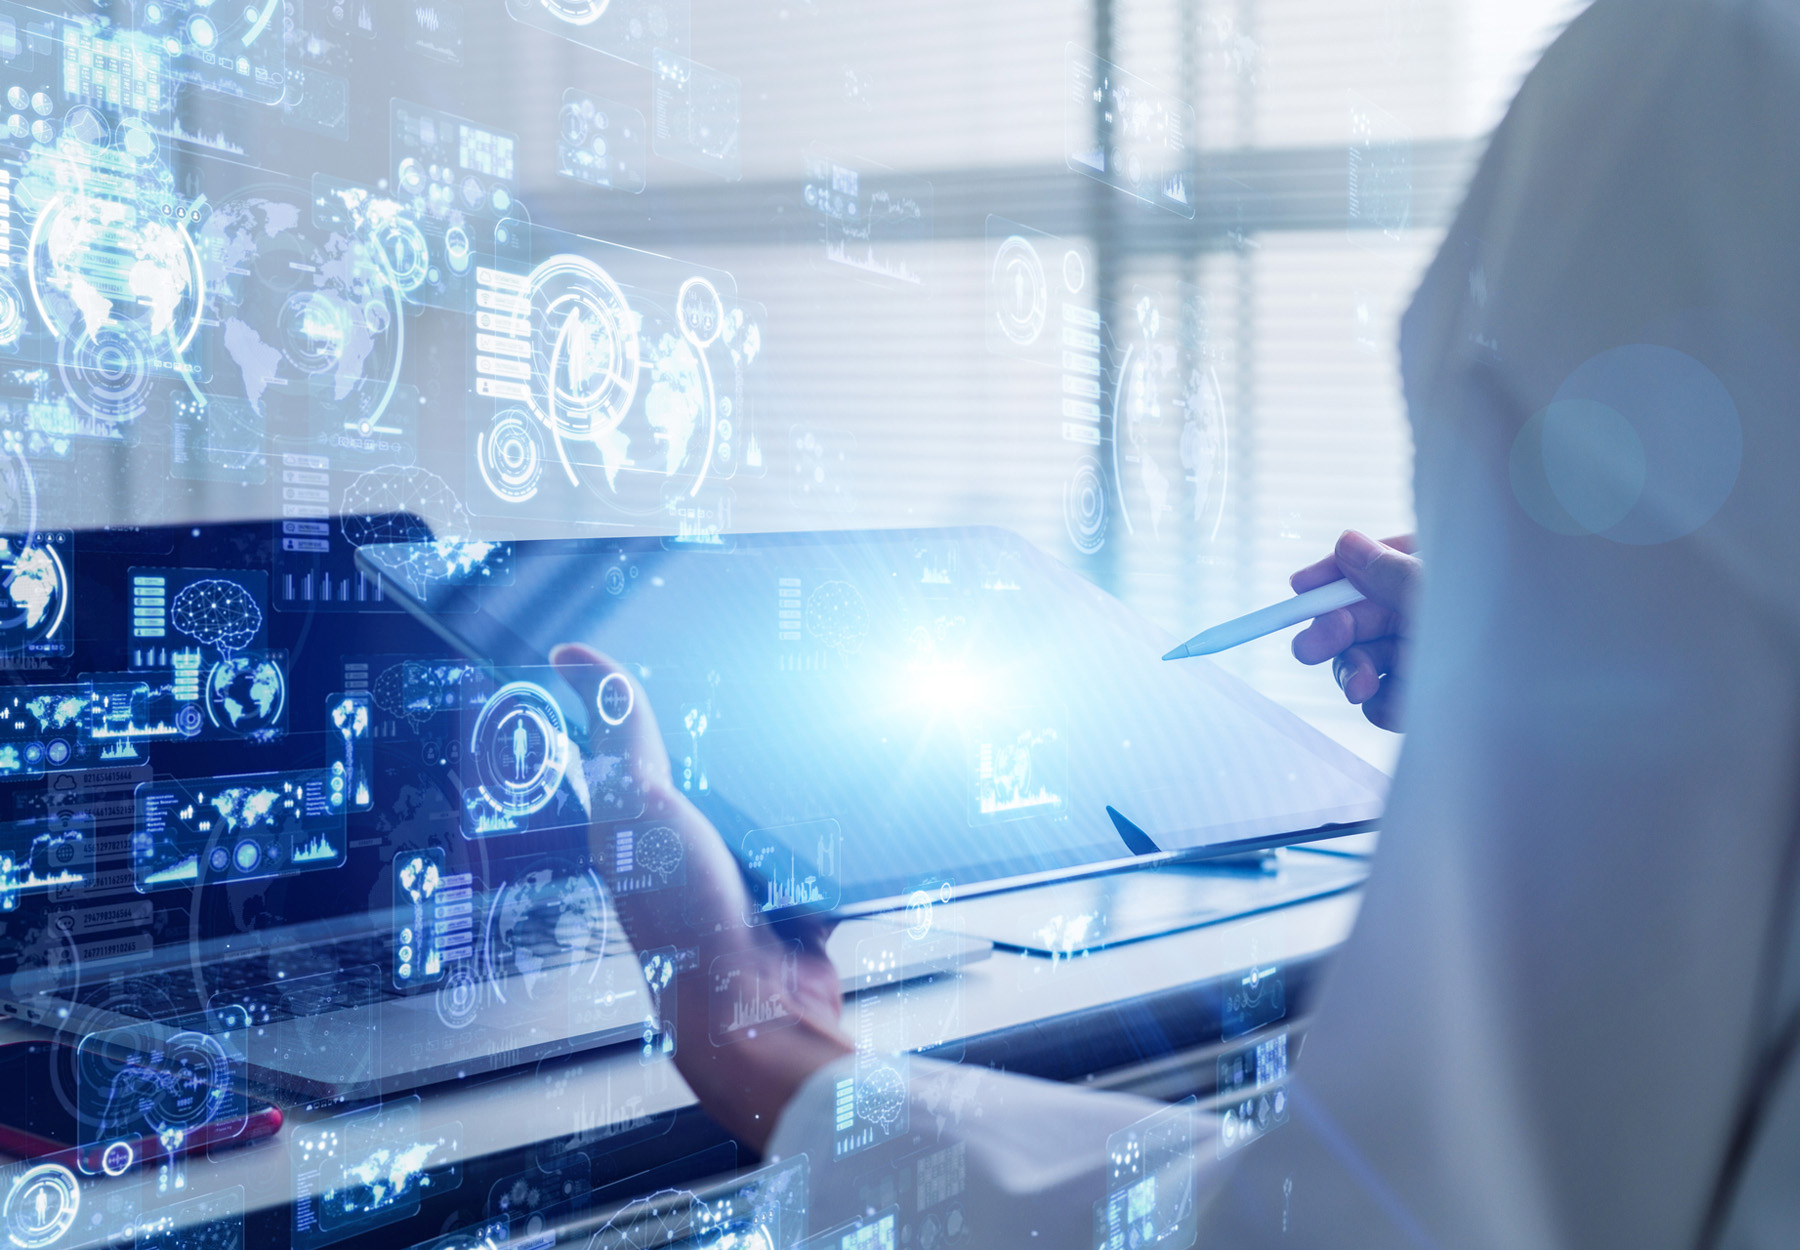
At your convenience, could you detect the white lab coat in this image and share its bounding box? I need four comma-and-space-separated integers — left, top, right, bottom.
770, 1, 1800, 1245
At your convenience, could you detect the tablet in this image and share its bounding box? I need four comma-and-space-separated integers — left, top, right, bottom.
357, 526, 1386, 915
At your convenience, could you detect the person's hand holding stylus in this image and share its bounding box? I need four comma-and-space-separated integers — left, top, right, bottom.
1289, 531, 1420, 731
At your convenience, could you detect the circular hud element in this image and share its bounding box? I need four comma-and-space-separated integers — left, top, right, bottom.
991, 234, 1048, 346
477, 408, 544, 504
527, 253, 640, 442
676, 277, 724, 348
1063, 457, 1107, 555
58, 321, 156, 423
4, 1164, 79, 1250
470, 681, 570, 820
536, 0, 616, 26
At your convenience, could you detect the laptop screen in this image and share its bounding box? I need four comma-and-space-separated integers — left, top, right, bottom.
0, 519, 591, 996
368, 526, 1388, 912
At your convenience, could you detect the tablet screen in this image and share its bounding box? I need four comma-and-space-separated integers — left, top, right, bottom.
366, 527, 1386, 911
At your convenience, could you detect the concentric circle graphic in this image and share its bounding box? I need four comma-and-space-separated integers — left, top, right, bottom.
537, 0, 615, 26
437, 965, 480, 1029
143, 1031, 236, 1142
477, 409, 545, 504
676, 277, 724, 347
368, 213, 431, 296
4, 1163, 78, 1249
0, 275, 25, 346
58, 322, 155, 423
1064, 457, 1108, 555
595, 672, 634, 726
528, 254, 640, 442
471, 681, 570, 819
992, 235, 1048, 346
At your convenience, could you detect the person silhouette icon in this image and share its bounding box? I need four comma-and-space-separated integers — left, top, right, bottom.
511, 716, 531, 780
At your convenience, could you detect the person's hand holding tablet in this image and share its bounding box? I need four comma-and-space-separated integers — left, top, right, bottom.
550, 642, 854, 1149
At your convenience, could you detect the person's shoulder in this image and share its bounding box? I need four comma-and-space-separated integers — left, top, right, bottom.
1505, 0, 1800, 148
1552, 0, 1800, 65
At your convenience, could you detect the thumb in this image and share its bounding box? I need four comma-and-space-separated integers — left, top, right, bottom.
1334, 530, 1422, 616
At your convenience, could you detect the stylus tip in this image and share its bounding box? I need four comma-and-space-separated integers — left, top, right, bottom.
1161, 644, 1188, 661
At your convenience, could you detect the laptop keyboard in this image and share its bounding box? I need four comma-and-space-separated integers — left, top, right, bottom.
65, 935, 399, 1023
61, 926, 624, 1028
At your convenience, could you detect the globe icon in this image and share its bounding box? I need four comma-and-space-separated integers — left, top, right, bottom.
204, 657, 285, 735
481, 865, 608, 1003
0, 538, 65, 653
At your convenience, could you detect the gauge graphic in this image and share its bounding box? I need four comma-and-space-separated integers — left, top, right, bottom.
3, 1163, 78, 1250
144, 1032, 238, 1144
366, 211, 431, 297
533, 0, 615, 25
676, 277, 724, 347
477, 409, 545, 504
527, 254, 640, 442
58, 321, 157, 424
470, 681, 570, 819
1063, 457, 1108, 555
437, 965, 481, 1029
991, 235, 1048, 346
0, 275, 25, 346
595, 672, 634, 726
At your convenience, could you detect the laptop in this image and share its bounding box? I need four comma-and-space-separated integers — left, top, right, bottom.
0, 521, 676, 1099
0, 520, 985, 1102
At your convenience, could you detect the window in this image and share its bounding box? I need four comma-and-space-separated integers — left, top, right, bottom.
18, 0, 1577, 767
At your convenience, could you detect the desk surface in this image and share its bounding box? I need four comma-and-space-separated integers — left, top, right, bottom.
0, 865, 1364, 1244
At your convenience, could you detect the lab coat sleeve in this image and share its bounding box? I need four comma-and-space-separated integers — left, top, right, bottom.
765, 1055, 1214, 1250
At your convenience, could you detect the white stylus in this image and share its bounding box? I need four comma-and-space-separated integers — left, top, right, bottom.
1162, 578, 1366, 660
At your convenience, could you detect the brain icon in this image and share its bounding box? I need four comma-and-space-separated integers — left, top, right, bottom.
806, 580, 869, 654
373, 661, 465, 731
171, 579, 263, 654
589, 1190, 708, 1250
635, 825, 685, 878
341, 465, 487, 590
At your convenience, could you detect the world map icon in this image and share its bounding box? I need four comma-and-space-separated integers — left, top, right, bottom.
171, 579, 264, 655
